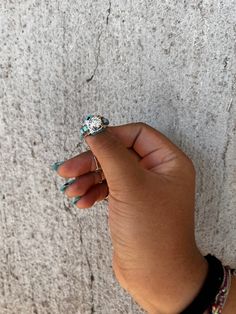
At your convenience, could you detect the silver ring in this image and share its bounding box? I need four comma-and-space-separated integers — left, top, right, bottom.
80, 114, 109, 138
93, 154, 101, 172
97, 170, 104, 184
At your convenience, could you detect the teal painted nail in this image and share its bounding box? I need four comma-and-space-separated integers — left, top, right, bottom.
60, 179, 76, 193
70, 196, 81, 206
51, 161, 64, 171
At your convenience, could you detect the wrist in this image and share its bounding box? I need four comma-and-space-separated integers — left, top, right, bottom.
147, 249, 209, 314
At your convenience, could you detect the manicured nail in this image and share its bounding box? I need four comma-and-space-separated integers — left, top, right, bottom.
51, 161, 64, 171
60, 179, 76, 193
70, 196, 81, 206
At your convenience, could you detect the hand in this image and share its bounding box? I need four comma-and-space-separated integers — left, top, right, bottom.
55, 122, 208, 314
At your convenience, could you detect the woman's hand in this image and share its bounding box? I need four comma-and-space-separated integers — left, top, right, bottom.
55, 122, 208, 314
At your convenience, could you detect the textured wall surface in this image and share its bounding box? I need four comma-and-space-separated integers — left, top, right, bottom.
0, 0, 236, 313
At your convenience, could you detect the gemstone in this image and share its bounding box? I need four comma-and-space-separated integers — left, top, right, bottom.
87, 116, 102, 131
102, 117, 109, 125
85, 114, 93, 120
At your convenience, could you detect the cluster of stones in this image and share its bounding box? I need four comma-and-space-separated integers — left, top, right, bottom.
80, 114, 109, 137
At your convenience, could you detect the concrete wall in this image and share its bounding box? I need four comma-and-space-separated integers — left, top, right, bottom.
0, 0, 235, 313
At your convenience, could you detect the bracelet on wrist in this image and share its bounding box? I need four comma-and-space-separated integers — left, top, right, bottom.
207, 265, 236, 314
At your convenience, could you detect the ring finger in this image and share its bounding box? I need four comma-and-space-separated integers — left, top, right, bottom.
73, 181, 109, 209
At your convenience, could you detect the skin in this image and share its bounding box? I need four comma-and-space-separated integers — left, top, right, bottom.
55, 122, 235, 314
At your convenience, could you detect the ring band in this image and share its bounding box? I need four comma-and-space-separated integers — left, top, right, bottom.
93, 154, 101, 172
93, 154, 105, 184
97, 170, 104, 184
80, 114, 109, 138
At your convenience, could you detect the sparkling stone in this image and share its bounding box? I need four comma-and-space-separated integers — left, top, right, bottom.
87, 116, 102, 131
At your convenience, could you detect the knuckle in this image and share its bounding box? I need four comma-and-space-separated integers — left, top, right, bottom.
184, 155, 196, 176
97, 134, 119, 152
132, 121, 147, 129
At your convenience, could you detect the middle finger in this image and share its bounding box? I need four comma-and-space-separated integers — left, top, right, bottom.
62, 170, 105, 198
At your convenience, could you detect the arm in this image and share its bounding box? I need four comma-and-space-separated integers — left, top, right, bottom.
55, 121, 235, 314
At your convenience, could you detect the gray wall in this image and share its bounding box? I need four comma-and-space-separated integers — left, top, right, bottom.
0, 0, 235, 313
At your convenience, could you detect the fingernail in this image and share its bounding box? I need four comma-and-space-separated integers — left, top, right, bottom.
60, 179, 76, 193
70, 196, 81, 206
51, 161, 64, 171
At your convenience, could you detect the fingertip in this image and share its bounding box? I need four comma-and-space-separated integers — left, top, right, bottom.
51, 161, 65, 172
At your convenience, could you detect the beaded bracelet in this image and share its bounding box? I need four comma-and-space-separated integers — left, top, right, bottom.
207, 266, 236, 314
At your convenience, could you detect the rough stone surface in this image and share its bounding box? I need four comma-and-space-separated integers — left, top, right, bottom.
0, 1, 236, 313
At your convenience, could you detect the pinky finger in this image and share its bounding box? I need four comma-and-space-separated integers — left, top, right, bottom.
73, 181, 109, 209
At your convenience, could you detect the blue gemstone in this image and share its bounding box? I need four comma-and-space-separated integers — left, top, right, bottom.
102, 118, 109, 125
85, 114, 93, 120
83, 125, 88, 131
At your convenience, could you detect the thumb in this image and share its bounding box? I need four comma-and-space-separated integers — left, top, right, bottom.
84, 127, 141, 189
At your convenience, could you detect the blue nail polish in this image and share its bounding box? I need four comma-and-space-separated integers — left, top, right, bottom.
51, 161, 64, 171
70, 196, 81, 206
60, 179, 76, 193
